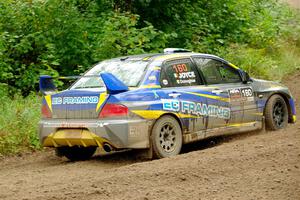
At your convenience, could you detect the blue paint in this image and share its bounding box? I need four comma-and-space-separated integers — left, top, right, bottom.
100, 72, 129, 94
289, 98, 296, 115
39, 75, 56, 94
141, 70, 161, 86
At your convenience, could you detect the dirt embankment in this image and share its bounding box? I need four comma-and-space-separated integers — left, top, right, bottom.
287, 0, 300, 9
0, 72, 300, 200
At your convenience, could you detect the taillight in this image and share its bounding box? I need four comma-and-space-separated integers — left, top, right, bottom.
41, 104, 52, 118
99, 104, 128, 118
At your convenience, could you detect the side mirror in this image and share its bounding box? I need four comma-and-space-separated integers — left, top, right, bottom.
241, 71, 251, 84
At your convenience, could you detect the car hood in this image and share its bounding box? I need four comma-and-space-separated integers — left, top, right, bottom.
251, 78, 291, 97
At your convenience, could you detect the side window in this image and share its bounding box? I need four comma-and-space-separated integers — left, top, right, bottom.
161, 58, 202, 87
193, 57, 241, 84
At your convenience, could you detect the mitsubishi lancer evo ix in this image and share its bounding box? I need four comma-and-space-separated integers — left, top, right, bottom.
39, 48, 296, 161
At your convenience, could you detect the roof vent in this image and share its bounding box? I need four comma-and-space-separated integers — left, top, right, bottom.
163, 48, 192, 54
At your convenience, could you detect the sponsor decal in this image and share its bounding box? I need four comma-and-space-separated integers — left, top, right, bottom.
176, 79, 196, 84
228, 88, 241, 100
129, 126, 141, 138
52, 96, 99, 105
174, 71, 196, 79
228, 88, 242, 102
162, 79, 168, 85
148, 75, 157, 81
162, 99, 230, 119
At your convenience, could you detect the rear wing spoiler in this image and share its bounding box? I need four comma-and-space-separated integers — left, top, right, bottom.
39, 75, 57, 95
39, 73, 128, 95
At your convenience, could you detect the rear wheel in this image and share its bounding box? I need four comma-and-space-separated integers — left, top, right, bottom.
56, 146, 97, 161
151, 116, 182, 158
264, 94, 288, 130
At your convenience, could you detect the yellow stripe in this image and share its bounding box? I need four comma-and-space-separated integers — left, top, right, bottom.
140, 85, 161, 89
143, 56, 151, 61
185, 92, 230, 102
152, 66, 161, 71
293, 115, 297, 123
177, 113, 199, 119
132, 110, 200, 119
227, 122, 256, 127
154, 53, 192, 61
253, 112, 263, 116
96, 92, 108, 112
154, 54, 180, 61
45, 95, 52, 112
131, 110, 167, 119
229, 63, 240, 70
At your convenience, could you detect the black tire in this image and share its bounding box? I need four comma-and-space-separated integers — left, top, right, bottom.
151, 116, 182, 158
265, 94, 288, 130
56, 146, 97, 161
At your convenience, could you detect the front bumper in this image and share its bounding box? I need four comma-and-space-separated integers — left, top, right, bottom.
289, 97, 297, 123
39, 118, 152, 149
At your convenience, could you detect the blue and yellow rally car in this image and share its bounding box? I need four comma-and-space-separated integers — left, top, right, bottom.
39, 48, 296, 161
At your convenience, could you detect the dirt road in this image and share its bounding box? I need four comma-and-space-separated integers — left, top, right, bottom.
0, 71, 300, 200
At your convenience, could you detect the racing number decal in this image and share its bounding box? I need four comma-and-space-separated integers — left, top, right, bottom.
228, 88, 241, 101
241, 88, 253, 97
228, 87, 254, 102
173, 64, 187, 73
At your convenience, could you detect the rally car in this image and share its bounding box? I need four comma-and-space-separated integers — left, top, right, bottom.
39, 48, 296, 161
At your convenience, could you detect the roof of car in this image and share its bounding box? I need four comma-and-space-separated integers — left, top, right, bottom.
110, 52, 229, 64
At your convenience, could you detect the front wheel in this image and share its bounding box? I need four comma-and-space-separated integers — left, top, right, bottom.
264, 94, 288, 130
56, 146, 97, 161
151, 116, 182, 158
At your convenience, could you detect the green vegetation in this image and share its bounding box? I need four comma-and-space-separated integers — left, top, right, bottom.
219, 7, 300, 81
0, 85, 41, 155
0, 0, 299, 155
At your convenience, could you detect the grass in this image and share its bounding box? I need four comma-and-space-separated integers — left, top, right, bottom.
219, 41, 300, 81
0, 85, 41, 156
219, 8, 300, 81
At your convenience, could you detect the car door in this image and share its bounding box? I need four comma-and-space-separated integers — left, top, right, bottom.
159, 57, 210, 141
192, 56, 258, 131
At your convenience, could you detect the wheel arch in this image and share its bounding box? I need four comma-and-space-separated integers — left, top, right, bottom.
150, 113, 184, 135
264, 92, 293, 123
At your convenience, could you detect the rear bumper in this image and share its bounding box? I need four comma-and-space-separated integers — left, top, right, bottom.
39, 118, 152, 149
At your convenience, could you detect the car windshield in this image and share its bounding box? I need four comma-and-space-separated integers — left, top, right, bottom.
71, 59, 149, 89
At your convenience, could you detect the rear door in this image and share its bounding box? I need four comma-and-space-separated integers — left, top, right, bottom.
159, 57, 209, 139
192, 56, 257, 129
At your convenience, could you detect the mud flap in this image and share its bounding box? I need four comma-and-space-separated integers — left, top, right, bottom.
134, 146, 153, 160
